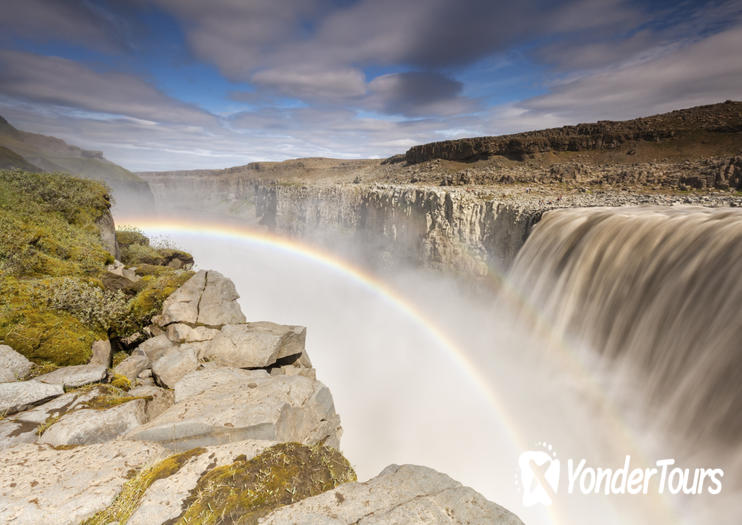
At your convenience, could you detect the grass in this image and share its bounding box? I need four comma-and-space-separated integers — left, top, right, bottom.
82, 448, 207, 525
173, 442, 357, 524
0, 170, 192, 367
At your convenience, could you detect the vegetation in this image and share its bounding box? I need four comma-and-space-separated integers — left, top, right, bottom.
173, 442, 357, 524
82, 447, 207, 525
0, 170, 192, 367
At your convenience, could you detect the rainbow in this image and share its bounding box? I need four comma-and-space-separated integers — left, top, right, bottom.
121, 216, 527, 448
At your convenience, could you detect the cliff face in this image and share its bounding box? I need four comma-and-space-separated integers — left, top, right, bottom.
144, 172, 541, 276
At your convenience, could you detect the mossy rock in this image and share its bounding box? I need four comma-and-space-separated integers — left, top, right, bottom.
173, 442, 357, 524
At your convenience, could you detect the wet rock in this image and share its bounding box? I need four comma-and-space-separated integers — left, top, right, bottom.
89, 339, 112, 367
127, 375, 341, 450
0, 441, 166, 524
0, 381, 64, 415
0, 345, 32, 383
203, 322, 307, 368
38, 399, 147, 446
35, 364, 107, 389
262, 464, 524, 525
151, 346, 199, 388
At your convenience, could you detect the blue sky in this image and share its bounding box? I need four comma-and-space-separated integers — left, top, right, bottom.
0, 0, 740, 171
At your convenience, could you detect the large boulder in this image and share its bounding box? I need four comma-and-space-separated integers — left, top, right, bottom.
0, 345, 32, 383
135, 334, 176, 362
0, 441, 166, 524
151, 346, 199, 388
261, 464, 524, 525
0, 381, 63, 416
127, 374, 341, 450
203, 322, 307, 368
173, 366, 269, 403
155, 270, 245, 327
128, 385, 174, 420
35, 364, 107, 389
38, 399, 147, 447
166, 323, 220, 344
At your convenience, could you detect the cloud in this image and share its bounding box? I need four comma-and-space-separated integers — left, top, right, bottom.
251, 67, 367, 99
518, 25, 742, 122
0, 50, 215, 126
365, 72, 479, 117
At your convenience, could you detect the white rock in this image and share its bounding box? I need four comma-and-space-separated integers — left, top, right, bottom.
35, 364, 107, 388
155, 270, 206, 326
0, 381, 64, 416
0, 441, 166, 524
203, 322, 307, 368
0, 345, 32, 383
89, 339, 112, 366
135, 334, 176, 362
0, 419, 38, 448
174, 367, 270, 403
260, 464, 524, 525
196, 271, 246, 326
128, 385, 174, 420
38, 399, 147, 446
151, 346, 199, 388
114, 353, 150, 380
167, 323, 220, 344
128, 440, 276, 525
128, 375, 341, 450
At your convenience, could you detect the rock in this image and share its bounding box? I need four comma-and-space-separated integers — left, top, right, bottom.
89, 339, 112, 366
151, 346, 199, 388
128, 375, 341, 450
155, 270, 246, 327
0, 419, 38, 448
174, 367, 270, 403
113, 353, 150, 380
203, 322, 307, 368
38, 399, 147, 446
261, 464, 524, 525
197, 271, 246, 326
10, 387, 102, 425
35, 363, 107, 388
0, 441, 166, 524
0, 345, 32, 382
128, 385, 174, 420
135, 334, 176, 362
166, 323, 220, 344
0, 381, 64, 416
127, 440, 275, 525
154, 270, 206, 326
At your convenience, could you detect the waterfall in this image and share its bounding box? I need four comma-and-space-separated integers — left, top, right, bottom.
509, 206, 742, 446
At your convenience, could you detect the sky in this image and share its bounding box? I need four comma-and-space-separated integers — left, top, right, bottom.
0, 0, 740, 172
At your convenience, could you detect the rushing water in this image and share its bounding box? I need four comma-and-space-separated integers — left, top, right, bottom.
135, 205, 742, 525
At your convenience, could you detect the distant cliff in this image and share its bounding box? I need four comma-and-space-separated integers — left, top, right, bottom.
405, 100, 742, 163
0, 116, 154, 214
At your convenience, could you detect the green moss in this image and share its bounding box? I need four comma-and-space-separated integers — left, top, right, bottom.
173, 442, 357, 525
110, 373, 132, 391
82, 448, 207, 525
112, 351, 128, 368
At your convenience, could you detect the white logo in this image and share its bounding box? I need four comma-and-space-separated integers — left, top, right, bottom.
518, 442, 560, 507
516, 443, 724, 508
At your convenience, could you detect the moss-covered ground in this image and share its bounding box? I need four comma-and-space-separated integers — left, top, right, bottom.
0, 170, 192, 368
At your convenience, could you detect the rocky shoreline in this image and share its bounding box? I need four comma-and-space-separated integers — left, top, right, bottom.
0, 258, 523, 523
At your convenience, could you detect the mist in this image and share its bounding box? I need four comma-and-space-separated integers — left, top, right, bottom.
133, 212, 742, 525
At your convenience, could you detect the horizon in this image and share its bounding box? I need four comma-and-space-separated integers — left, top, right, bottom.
1, 0, 741, 172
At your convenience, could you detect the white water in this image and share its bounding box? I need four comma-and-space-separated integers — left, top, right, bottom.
139, 205, 742, 525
